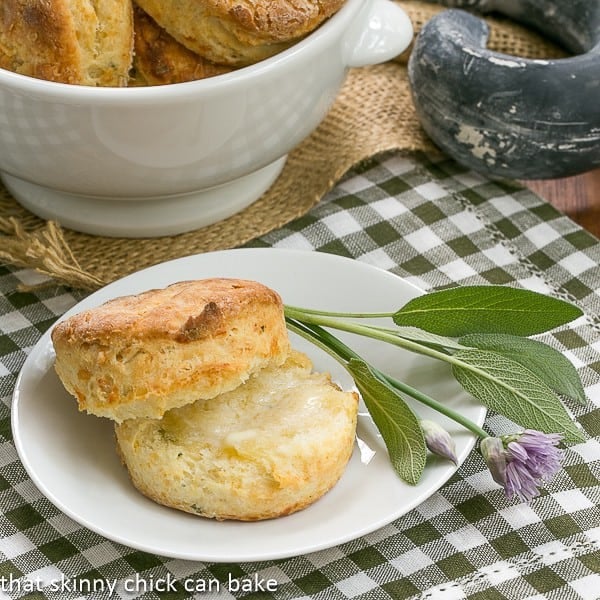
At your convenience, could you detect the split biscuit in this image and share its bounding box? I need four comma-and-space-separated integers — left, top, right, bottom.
115, 350, 359, 520
51, 278, 290, 422
0, 0, 134, 85
133, 0, 348, 67
131, 6, 233, 86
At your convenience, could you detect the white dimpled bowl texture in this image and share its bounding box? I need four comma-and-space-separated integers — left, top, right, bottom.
0, 0, 413, 237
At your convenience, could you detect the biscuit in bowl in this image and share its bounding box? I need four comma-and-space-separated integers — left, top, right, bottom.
0, 0, 134, 85
134, 0, 348, 67
131, 6, 233, 86
115, 350, 359, 520
51, 278, 290, 422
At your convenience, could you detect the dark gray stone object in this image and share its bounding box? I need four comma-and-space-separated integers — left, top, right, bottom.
408, 0, 600, 179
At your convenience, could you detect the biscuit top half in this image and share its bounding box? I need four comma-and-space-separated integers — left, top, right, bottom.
51, 278, 283, 345
51, 278, 290, 421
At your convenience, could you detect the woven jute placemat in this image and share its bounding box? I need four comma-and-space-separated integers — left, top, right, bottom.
0, 1, 564, 290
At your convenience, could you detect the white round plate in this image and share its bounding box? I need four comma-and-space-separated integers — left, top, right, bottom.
12, 249, 485, 562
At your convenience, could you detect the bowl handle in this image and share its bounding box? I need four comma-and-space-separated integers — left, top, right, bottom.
344, 0, 413, 68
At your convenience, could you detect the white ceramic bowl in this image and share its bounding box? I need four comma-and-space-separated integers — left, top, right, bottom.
0, 0, 412, 237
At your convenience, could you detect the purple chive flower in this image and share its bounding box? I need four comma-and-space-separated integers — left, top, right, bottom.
421, 419, 458, 464
482, 429, 564, 503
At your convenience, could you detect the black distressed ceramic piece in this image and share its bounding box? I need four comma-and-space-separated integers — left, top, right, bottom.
408, 0, 600, 179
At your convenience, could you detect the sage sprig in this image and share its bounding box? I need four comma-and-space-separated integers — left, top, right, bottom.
284, 285, 587, 502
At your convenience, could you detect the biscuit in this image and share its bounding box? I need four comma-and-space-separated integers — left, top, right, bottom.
0, 0, 133, 86
51, 278, 290, 422
115, 350, 358, 520
131, 6, 233, 86
133, 0, 347, 67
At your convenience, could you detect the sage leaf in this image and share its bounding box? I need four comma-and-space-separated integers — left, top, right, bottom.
347, 359, 427, 485
460, 333, 586, 406
392, 326, 466, 351
393, 286, 583, 336
451, 349, 585, 443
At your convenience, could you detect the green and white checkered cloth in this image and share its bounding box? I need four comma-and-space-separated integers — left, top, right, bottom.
1, 152, 599, 600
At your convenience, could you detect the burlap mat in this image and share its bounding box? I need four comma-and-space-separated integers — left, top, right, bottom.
0, 1, 565, 290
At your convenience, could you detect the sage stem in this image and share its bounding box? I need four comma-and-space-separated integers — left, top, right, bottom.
284, 306, 453, 363
285, 304, 394, 319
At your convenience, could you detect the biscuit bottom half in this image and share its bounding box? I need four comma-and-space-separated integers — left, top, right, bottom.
115, 350, 358, 521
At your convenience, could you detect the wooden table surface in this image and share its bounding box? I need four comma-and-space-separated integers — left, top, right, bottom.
524, 169, 600, 239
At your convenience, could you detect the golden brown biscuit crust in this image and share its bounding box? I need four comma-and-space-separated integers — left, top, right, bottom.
0, 0, 133, 85
131, 6, 233, 86
51, 278, 290, 422
134, 0, 347, 67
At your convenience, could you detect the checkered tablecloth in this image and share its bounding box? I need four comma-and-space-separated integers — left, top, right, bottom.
1, 151, 599, 600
